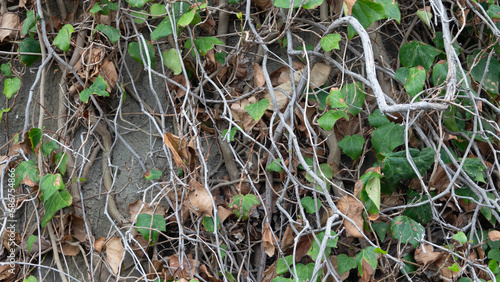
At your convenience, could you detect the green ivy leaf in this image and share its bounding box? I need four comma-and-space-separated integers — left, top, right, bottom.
371, 122, 404, 154
382, 147, 435, 184
273, 0, 302, 9
402, 189, 433, 225
178, 10, 196, 26
371, 221, 389, 241
215, 52, 226, 65
230, 194, 260, 220
22, 10, 39, 36
305, 163, 334, 192
42, 140, 58, 156
401, 254, 416, 275
14, 160, 40, 188
162, 49, 182, 75
338, 134, 365, 160
144, 169, 162, 180
266, 158, 283, 173
399, 41, 441, 70
79, 75, 109, 103
489, 250, 500, 262
467, 51, 500, 95
433, 32, 460, 55
222, 126, 239, 141
448, 263, 460, 272
303, 0, 324, 9
405, 66, 426, 99
54, 152, 69, 175
0, 107, 11, 123
244, 99, 269, 121
348, 0, 385, 39
488, 4, 500, 19
40, 174, 65, 203
317, 110, 348, 131
150, 3, 166, 16
326, 88, 348, 109
300, 196, 321, 214
28, 127, 42, 150
416, 7, 432, 29
341, 82, 365, 116
126, 0, 152, 8
431, 61, 448, 86
151, 17, 173, 41
1, 63, 12, 77
363, 176, 381, 214
202, 215, 220, 232
131, 10, 148, 24
377, 0, 401, 23
3, 77, 21, 99
391, 215, 424, 247
337, 254, 356, 274
27, 235, 37, 253
394, 67, 409, 84
368, 109, 390, 128
452, 231, 468, 245
308, 230, 338, 261
194, 37, 224, 56
135, 214, 166, 245
276, 255, 294, 275
95, 24, 120, 44
20, 37, 42, 67
41, 190, 72, 227
462, 158, 487, 183
320, 34, 341, 52
23, 276, 38, 282
90, 3, 103, 15
354, 246, 378, 277
54, 24, 74, 52
128, 42, 155, 68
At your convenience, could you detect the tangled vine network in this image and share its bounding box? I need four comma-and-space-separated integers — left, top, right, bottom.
1, 0, 500, 281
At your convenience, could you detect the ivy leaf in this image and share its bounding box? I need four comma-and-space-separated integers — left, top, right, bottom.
371, 122, 404, 154
371, 222, 390, 241
300, 196, 321, 214
178, 10, 196, 26
432, 61, 448, 86
135, 214, 166, 245
244, 99, 269, 121
40, 174, 64, 203
368, 109, 390, 128
28, 127, 42, 150
95, 24, 120, 44
27, 235, 37, 253
462, 158, 487, 183
337, 254, 356, 274
326, 88, 348, 109
382, 147, 435, 183
0, 107, 12, 123
20, 37, 42, 66
363, 176, 381, 214
128, 42, 155, 68
230, 194, 260, 220
348, 0, 385, 39
320, 34, 341, 52
416, 7, 432, 29
341, 82, 365, 116
151, 17, 173, 41
79, 75, 109, 103
54, 152, 69, 175
452, 231, 468, 245
41, 190, 72, 228
1, 63, 12, 77
90, 3, 103, 14
162, 49, 182, 75
402, 189, 433, 225
391, 215, 424, 247
433, 32, 460, 55
377, 0, 401, 23
308, 230, 338, 260
222, 126, 239, 142
130, 10, 148, 24
202, 215, 220, 232
14, 160, 40, 188
317, 110, 349, 131
54, 24, 74, 52
467, 51, 500, 95
394, 67, 409, 84
405, 66, 426, 99
338, 134, 365, 160
305, 163, 334, 192
194, 37, 224, 56
303, 0, 324, 9
126, 0, 152, 8
401, 254, 416, 275
273, 0, 302, 8
144, 169, 162, 180
354, 246, 378, 277
266, 158, 283, 173
3, 77, 21, 99
150, 3, 166, 16
488, 4, 500, 19
276, 255, 294, 275
22, 10, 39, 36
42, 140, 58, 156
399, 41, 441, 70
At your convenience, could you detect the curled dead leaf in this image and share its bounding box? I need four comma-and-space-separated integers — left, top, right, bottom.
414, 244, 442, 265
309, 63, 331, 89
263, 223, 275, 257
105, 237, 125, 275
489, 230, 500, 241
128, 199, 166, 221
163, 133, 189, 170
69, 214, 89, 242
100, 59, 118, 91
59, 235, 80, 256
94, 237, 105, 253
188, 179, 214, 217
0, 13, 20, 42
337, 195, 364, 238
217, 206, 232, 223
169, 254, 197, 279
254, 63, 265, 88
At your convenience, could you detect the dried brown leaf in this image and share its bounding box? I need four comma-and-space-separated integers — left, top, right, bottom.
263, 262, 278, 282
230, 96, 259, 131
167, 74, 187, 98
128, 199, 165, 221
25, 236, 51, 255
218, 206, 232, 223
263, 223, 275, 257
200, 17, 216, 35
309, 63, 331, 89
343, 0, 356, 15
0, 13, 19, 42
337, 195, 364, 238
414, 244, 442, 265
69, 214, 89, 242
59, 235, 80, 256
360, 258, 375, 282
94, 237, 105, 253
169, 254, 197, 279
188, 179, 214, 216
489, 230, 500, 241
163, 133, 189, 170
0, 264, 18, 282
106, 237, 125, 275
254, 0, 272, 9
100, 59, 118, 91
262, 82, 290, 111
254, 63, 265, 87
